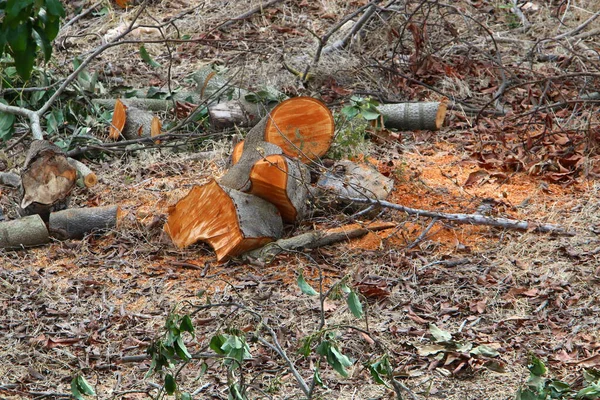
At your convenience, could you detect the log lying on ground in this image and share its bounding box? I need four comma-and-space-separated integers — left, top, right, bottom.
248, 155, 310, 223
19, 140, 77, 219
49, 206, 120, 240
220, 141, 283, 191
313, 160, 394, 214
0, 214, 49, 248
67, 158, 98, 188
243, 222, 395, 263
108, 99, 161, 141
378, 101, 447, 131
164, 180, 283, 261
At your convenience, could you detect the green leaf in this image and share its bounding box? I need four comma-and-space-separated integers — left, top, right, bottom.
299, 336, 313, 357
313, 367, 325, 387
0, 100, 15, 141
329, 345, 353, 377
45, 0, 65, 17
179, 315, 195, 335
515, 389, 540, 400
4, 0, 34, 23
180, 392, 193, 400
32, 24, 52, 61
360, 108, 381, 121
341, 105, 359, 119
297, 272, 317, 296
76, 375, 95, 396
139, 45, 161, 68
175, 336, 192, 361
164, 374, 176, 395
584, 369, 600, 384
71, 377, 85, 400
528, 355, 547, 377
209, 334, 226, 355
6, 21, 30, 53
347, 291, 363, 318
44, 15, 61, 41
429, 324, 452, 343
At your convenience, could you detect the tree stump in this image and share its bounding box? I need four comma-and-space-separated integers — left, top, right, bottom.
19, 140, 77, 220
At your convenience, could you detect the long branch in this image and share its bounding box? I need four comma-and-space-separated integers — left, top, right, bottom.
343, 197, 575, 236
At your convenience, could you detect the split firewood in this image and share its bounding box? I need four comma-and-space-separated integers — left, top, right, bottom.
220, 140, 284, 191
0, 214, 49, 248
49, 206, 120, 240
312, 160, 394, 214
164, 179, 283, 261
247, 155, 310, 223
243, 222, 395, 263
19, 140, 77, 220
378, 101, 447, 131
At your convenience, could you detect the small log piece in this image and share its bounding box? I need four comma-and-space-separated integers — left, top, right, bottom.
377, 101, 447, 131
313, 160, 394, 214
0, 214, 49, 248
248, 155, 310, 223
49, 206, 120, 240
67, 158, 98, 188
164, 180, 283, 261
19, 140, 77, 219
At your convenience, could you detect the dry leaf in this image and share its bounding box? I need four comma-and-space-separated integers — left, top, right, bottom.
109, 99, 127, 141
115, 0, 130, 8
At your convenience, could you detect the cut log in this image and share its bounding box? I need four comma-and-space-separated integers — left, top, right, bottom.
19, 140, 77, 219
67, 158, 98, 188
255, 97, 335, 163
377, 101, 447, 131
231, 141, 244, 165
219, 141, 283, 191
49, 206, 120, 240
0, 214, 49, 248
248, 155, 310, 223
313, 160, 394, 214
164, 180, 283, 261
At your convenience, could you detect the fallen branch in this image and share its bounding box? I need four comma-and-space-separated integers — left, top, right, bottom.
243, 222, 395, 263
343, 197, 575, 236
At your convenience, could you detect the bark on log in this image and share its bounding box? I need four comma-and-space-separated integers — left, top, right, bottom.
0, 214, 49, 248
378, 101, 447, 131
67, 158, 98, 188
164, 180, 283, 261
248, 155, 310, 223
313, 160, 394, 214
49, 206, 120, 240
19, 140, 77, 219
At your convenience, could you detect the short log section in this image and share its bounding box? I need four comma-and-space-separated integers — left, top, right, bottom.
0, 214, 49, 248
164, 180, 283, 261
378, 101, 447, 131
49, 206, 120, 240
248, 155, 310, 223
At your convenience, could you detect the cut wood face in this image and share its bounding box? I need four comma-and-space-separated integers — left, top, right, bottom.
164, 180, 283, 261
264, 97, 334, 163
21, 152, 77, 209
109, 99, 127, 140
249, 155, 297, 222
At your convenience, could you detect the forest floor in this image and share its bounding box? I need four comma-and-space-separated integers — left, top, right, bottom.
1, 0, 600, 399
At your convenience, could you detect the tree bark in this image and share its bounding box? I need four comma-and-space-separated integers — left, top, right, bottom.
0, 214, 49, 248
378, 101, 447, 131
49, 206, 120, 240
